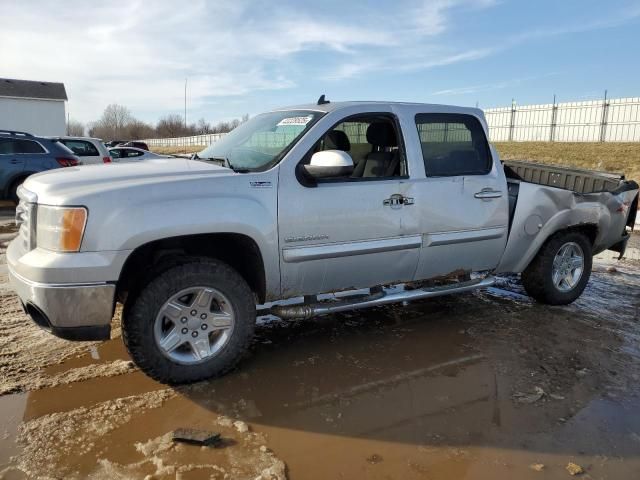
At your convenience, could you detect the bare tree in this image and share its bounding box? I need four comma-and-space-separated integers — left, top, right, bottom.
66, 119, 85, 136
196, 118, 211, 134
90, 104, 134, 139
126, 120, 156, 140
156, 114, 195, 138
86, 106, 250, 140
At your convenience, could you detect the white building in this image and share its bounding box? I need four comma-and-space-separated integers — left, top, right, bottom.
0, 77, 67, 136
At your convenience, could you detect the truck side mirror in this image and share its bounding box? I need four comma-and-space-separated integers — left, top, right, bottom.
302, 150, 354, 179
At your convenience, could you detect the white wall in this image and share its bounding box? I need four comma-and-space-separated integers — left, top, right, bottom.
0, 97, 66, 136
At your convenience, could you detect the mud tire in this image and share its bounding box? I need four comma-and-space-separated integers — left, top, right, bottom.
122, 257, 256, 384
521, 230, 593, 305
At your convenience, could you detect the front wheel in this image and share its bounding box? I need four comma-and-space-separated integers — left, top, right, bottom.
521, 231, 593, 305
122, 257, 256, 384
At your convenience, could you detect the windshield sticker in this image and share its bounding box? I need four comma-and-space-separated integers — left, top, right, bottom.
277, 116, 313, 126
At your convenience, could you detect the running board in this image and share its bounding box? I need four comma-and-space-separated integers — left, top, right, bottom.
270, 276, 496, 320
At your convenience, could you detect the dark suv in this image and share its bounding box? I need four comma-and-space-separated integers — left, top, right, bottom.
0, 130, 81, 202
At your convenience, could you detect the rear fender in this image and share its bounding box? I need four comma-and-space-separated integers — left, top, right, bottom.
496, 182, 633, 273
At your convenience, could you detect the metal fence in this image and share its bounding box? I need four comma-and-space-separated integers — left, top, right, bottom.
144, 95, 640, 147
144, 133, 226, 148
485, 96, 640, 142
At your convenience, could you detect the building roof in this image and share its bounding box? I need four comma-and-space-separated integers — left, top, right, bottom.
0, 78, 67, 101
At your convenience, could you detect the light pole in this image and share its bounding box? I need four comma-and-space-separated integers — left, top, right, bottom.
184, 78, 188, 129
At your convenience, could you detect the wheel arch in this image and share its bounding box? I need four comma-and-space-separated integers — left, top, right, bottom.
525, 223, 597, 269
116, 232, 268, 304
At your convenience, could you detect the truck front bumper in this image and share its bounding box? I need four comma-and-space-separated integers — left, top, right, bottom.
6, 239, 126, 341
8, 267, 114, 340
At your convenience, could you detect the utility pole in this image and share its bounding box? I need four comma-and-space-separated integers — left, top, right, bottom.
184, 78, 188, 129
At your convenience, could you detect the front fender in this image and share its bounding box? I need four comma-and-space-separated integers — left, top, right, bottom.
79, 173, 280, 298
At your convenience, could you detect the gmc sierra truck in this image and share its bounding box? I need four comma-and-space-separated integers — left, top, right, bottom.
8, 100, 638, 384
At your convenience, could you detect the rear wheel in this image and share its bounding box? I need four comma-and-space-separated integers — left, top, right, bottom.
122, 257, 256, 384
521, 231, 592, 305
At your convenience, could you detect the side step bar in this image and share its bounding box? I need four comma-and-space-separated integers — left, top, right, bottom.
270, 276, 496, 320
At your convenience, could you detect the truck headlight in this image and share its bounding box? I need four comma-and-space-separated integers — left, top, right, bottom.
36, 206, 88, 252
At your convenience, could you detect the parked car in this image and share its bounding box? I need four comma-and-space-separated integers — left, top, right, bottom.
7, 101, 638, 385
121, 141, 149, 151
104, 140, 126, 148
53, 136, 112, 164
108, 147, 166, 162
0, 130, 80, 202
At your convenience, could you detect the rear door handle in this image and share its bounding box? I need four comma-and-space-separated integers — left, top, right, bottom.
474, 188, 502, 199
10, 159, 21, 164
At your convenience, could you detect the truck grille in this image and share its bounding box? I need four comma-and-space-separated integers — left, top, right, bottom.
15, 186, 37, 251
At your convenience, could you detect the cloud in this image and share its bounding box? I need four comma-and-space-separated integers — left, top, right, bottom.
1, 0, 637, 123
0, 0, 501, 122
431, 73, 559, 97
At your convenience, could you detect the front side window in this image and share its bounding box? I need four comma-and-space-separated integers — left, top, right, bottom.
198, 110, 323, 171
0, 139, 18, 154
300, 114, 406, 181
415, 113, 491, 177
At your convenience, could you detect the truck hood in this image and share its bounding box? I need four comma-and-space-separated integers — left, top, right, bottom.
23, 158, 234, 204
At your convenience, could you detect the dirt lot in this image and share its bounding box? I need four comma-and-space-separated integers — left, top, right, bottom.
0, 224, 639, 479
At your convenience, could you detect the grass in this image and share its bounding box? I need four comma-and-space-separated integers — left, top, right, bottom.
151, 145, 205, 155
495, 142, 640, 182
151, 141, 640, 182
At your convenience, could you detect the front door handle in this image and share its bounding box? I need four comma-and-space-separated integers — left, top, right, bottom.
383, 194, 414, 208
10, 159, 21, 164
474, 188, 502, 199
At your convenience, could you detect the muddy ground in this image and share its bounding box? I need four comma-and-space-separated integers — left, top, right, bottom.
0, 225, 639, 480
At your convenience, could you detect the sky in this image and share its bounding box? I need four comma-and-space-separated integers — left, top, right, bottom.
2, 0, 640, 126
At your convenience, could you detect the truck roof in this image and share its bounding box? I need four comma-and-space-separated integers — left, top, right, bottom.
271, 100, 485, 118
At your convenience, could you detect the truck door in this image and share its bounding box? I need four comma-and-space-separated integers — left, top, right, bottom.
277, 113, 421, 298
409, 113, 509, 280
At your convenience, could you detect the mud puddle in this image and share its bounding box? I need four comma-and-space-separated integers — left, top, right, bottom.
1, 237, 640, 478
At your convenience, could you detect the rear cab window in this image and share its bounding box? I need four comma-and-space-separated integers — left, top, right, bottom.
415, 113, 491, 177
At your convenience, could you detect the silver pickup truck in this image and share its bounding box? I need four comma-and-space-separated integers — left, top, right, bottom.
8, 100, 638, 384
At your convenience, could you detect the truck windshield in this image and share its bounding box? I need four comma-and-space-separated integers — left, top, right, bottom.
197, 110, 323, 171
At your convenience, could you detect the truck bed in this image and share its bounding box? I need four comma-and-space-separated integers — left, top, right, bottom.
503, 160, 625, 194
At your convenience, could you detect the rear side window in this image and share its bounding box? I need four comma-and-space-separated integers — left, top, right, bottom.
125, 149, 144, 157
18, 140, 46, 154
415, 113, 491, 176
61, 140, 99, 157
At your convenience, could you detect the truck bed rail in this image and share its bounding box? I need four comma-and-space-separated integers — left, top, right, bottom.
504, 160, 624, 194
